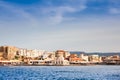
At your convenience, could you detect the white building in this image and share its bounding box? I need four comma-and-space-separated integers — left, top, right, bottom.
42, 51, 55, 59
19, 48, 27, 56
19, 48, 45, 58
89, 55, 102, 63
53, 56, 69, 65
32, 49, 45, 58
80, 54, 89, 62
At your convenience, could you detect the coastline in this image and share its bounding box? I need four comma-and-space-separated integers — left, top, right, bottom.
1, 63, 120, 67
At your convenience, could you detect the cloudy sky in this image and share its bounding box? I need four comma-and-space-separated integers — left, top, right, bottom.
0, 0, 120, 52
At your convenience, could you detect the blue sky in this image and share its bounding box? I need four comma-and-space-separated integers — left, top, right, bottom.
0, 0, 120, 52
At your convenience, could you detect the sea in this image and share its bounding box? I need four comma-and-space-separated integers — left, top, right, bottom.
0, 65, 120, 80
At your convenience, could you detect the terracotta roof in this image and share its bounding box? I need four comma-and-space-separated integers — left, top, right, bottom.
56, 50, 65, 52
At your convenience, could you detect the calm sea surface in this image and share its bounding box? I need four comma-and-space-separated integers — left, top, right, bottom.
0, 65, 120, 80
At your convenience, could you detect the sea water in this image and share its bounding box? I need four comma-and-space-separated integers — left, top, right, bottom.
0, 65, 120, 80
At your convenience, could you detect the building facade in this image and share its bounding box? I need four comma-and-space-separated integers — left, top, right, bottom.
0, 46, 19, 60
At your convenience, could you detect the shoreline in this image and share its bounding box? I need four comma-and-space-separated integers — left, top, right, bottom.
1, 63, 120, 67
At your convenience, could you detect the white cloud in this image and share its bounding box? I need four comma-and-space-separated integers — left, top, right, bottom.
40, 0, 87, 25
108, 0, 120, 14
0, 0, 88, 25
109, 8, 120, 14
0, 1, 38, 27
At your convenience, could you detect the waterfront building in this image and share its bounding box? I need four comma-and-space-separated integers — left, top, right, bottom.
19, 48, 27, 57
19, 48, 45, 58
53, 50, 70, 65
0, 52, 4, 60
88, 55, 101, 63
54, 57, 69, 65
112, 55, 120, 59
32, 49, 45, 58
79, 54, 89, 62
55, 50, 70, 59
26, 50, 33, 58
69, 54, 86, 64
0, 46, 19, 60
48, 53, 55, 60
103, 55, 120, 64
101, 56, 106, 61
42, 51, 52, 59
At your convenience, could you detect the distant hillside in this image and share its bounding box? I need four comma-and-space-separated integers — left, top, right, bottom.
70, 51, 120, 56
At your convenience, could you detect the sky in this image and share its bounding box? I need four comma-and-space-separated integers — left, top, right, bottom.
0, 0, 120, 52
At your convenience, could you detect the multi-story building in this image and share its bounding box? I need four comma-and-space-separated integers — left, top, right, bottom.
19, 48, 27, 57
79, 54, 89, 62
19, 49, 45, 58
54, 50, 69, 65
88, 55, 102, 63
55, 50, 70, 58
103, 55, 120, 64
0, 46, 19, 60
0, 52, 3, 60
69, 54, 85, 63
46, 51, 55, 60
